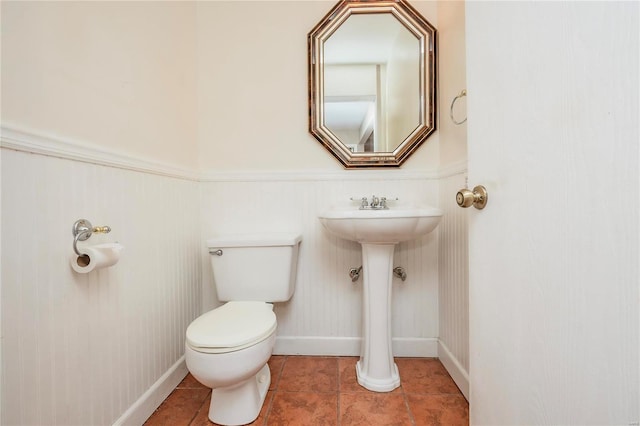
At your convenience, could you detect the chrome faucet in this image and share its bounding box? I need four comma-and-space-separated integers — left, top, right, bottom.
351, 195, 397, 210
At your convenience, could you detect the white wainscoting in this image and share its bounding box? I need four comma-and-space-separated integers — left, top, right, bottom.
1, 127, 472, 424
199, 173, 441, 357
1, 141, 201, 425
438, 170, 470, 399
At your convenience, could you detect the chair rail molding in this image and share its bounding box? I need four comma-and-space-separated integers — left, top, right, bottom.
0, 126, 199, 181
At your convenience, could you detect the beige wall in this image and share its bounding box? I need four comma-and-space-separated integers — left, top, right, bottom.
2, 1, 443, 172
437, 0, 468, 166
1, 1, 199, 169
195, 1, 440, 171
195, 1, 329, 171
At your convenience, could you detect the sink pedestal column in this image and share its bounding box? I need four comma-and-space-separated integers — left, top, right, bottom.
356, 242, 400, 392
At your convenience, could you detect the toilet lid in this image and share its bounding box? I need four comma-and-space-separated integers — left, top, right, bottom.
186, 301, 276, 352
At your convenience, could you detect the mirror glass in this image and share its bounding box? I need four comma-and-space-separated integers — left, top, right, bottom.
309, 0, 436, 168
324, 14, 419, 153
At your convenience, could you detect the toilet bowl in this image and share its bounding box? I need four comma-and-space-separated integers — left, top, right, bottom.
184, 233, 301, 426
185, 301, 277, 426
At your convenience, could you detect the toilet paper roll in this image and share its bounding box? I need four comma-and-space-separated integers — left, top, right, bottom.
70, 243, 123, 274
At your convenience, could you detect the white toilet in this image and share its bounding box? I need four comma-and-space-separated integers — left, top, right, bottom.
185, 233, 301, 426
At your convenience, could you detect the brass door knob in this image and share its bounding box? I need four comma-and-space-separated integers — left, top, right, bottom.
456, 185, 488, 210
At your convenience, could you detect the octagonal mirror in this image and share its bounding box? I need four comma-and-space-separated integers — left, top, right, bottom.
308, 0, 436, 168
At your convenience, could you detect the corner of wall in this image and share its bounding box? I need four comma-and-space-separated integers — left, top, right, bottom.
435, 0, 469, 386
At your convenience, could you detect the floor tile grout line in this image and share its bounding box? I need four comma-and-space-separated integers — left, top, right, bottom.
399, 371, 415, 426
188, 389, 211, 426
260, 391, 273, 426
336, 357, 341, 426
401, 391, 417, 426
262, 354, 288, 425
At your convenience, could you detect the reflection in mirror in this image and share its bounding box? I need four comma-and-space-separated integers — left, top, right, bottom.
324, 94, 376, 152
324, 14, 420, 154
308, 0, 437, 168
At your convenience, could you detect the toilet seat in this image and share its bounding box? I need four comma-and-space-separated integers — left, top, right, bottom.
186, 301, 276, 354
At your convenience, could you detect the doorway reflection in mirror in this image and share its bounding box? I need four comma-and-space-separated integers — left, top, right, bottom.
323, 14, 420, 154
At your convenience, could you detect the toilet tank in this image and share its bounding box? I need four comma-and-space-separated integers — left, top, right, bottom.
207, 233, 302, 302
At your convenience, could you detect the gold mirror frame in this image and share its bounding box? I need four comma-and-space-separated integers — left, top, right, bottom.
308, 0, 437, 168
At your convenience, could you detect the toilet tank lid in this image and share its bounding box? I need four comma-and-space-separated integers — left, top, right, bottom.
207, 233, 302, 248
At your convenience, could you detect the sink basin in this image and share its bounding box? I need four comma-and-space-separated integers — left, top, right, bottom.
318, 206, 442, 244
318, 204, 442, 392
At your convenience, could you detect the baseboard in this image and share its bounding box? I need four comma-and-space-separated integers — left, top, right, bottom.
273, 336, 438, 357
113, 356, 188, 426
273, 336, 360, 356
437, 340, 469, 401
393, 337, 438, 357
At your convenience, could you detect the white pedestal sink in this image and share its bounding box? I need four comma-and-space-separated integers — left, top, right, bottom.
318, 205, 442, 392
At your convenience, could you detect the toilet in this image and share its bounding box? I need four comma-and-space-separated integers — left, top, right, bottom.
185, 233, 301, 426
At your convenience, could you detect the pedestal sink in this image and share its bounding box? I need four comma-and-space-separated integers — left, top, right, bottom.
318, 205, 442, 392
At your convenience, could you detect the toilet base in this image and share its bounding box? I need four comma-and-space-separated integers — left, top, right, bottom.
209, 364, 271, 426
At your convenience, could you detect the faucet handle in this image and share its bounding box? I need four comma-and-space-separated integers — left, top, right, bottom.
379, 196, 398, 209
350, 196, 369, 208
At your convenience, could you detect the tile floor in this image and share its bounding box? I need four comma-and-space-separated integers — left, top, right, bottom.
144, 356, 468, 426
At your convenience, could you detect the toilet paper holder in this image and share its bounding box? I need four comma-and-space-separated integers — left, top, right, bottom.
72, 219, 112, 255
